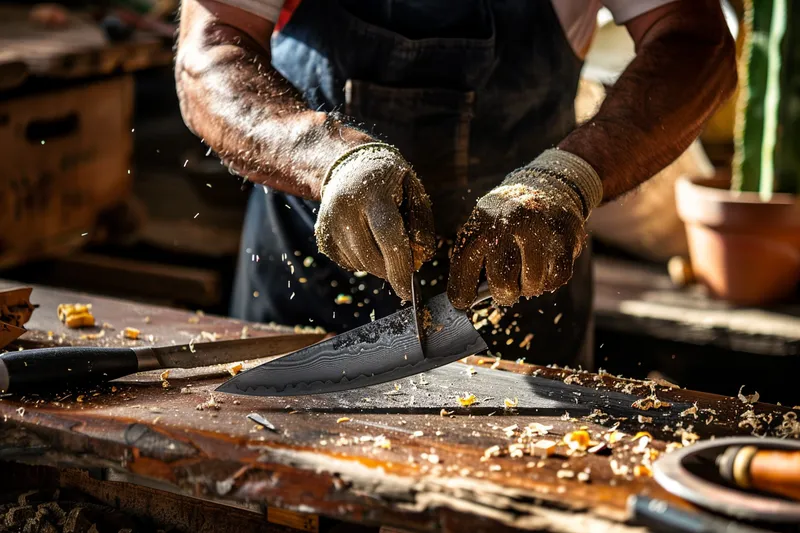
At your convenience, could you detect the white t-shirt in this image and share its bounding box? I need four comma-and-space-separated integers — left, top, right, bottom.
214, 0, 677, 58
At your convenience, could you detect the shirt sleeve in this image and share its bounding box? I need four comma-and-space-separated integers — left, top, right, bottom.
602, 0, 679, 24
212, 0, 283, 22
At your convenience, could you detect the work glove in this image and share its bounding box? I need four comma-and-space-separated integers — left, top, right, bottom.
315, 142, 435, 301
448, 149, 603, 309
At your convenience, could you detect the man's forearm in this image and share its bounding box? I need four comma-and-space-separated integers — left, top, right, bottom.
559, 1, 737, 201
175, 0, 373, 200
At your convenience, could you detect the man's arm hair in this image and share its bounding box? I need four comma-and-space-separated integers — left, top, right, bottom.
175, 0, 373, 200
559, 0, 737, 201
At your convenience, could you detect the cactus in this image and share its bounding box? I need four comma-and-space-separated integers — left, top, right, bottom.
732, 0, 800, 199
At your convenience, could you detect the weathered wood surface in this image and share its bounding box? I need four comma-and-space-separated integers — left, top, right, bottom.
594, 256, 800, 356
0, 280, 796, 532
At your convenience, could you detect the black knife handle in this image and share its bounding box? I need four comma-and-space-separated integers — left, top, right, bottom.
0, 347, 144, 394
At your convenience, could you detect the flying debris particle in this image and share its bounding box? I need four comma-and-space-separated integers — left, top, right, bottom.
194, 213, 200, 219
335, 294, 353, 305
519, 333, 534, 349
554, 313, 562, 324
303, 256, 314, 268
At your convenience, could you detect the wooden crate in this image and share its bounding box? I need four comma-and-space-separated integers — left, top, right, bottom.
0, 75, 134, 267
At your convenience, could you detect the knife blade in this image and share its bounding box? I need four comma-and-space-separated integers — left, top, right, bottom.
216, 285, 491, 397
0, 333, 325, 394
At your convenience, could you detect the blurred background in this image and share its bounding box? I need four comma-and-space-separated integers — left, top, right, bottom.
1, 0, 798, 402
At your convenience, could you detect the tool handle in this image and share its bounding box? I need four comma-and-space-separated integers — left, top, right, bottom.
750, 450, 800, 501
628, 495, 775, 533
719, 446, 800, 501
0, 346, 141, 394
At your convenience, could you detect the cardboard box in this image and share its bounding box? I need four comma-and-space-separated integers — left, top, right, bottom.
0, 75, 133, 267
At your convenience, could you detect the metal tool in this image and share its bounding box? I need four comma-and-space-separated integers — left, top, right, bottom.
628, 495, 779, 533
718, 444, 800, 502
653, 436, 800, 523
217, 281, 492, 397
0, 333, 326, 394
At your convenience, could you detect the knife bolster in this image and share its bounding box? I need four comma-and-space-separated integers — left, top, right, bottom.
132, 347, 160, 371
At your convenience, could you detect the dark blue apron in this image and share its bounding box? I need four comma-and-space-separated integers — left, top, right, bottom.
231, 0, 593, 366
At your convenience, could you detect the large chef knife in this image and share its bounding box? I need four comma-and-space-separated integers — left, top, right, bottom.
0, 333, 325, 394
216, 282, 491, 397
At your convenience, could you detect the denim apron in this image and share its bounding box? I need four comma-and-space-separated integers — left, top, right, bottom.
231, 0, 593, 366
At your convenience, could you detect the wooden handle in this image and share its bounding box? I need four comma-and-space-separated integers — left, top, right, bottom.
749, 450, 800, 501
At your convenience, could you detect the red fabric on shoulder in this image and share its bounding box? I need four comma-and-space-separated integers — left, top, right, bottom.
275, 0, 301, 32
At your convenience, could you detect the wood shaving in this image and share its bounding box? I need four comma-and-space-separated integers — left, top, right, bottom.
122, 327, 140, 340
563, 430, 591, 451
457, 393, 477, 406
637, 415, 653, 424
195, 394, 220, 411
532, 439, 557, 458
412, 430, 424, 437
503, 397, 518, 408
79, 330, 105, 341
188, 316, 200, 324
605, 431, 626, 444
466, 366, 477, 376
200, 331, 218, 342
490, 357, 501, 370
336, 417, 350, 423
634, 464, 652, 477
738, 386, 760, 405
577, 470, 591, 483
680, 403, 699, 419
227, 362, 243, 376
440, 409, 453, 417
556, 469, 575, 479
160, 370, 170, 381
57, 303, 95, 328
527, 422, 553, 436
632, 431, 652, 441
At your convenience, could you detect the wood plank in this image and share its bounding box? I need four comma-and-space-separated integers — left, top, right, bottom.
594, 256, 800, 356
1, 280, 796, 532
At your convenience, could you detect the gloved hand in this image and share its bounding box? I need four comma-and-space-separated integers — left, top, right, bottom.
448, 149, 603, 309
315, 143, 435, 301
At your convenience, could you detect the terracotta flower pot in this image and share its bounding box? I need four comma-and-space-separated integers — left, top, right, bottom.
675, 174, 800, 305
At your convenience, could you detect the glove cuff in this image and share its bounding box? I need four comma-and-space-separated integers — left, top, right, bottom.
321, 142, 403, 197
527, 149, 603, 218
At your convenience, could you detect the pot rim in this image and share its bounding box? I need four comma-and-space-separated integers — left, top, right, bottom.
678, 175, 799, 206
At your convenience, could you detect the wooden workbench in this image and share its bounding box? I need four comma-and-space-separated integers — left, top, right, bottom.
1, 280, 797, 533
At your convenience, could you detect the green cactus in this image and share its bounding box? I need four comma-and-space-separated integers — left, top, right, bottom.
732, 0, 800, 199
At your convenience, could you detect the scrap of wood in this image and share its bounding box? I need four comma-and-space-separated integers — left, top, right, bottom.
0, 286, 34, 349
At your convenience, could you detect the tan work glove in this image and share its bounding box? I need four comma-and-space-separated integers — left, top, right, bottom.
448, 149, 603, 309
315, 143, 435, 301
